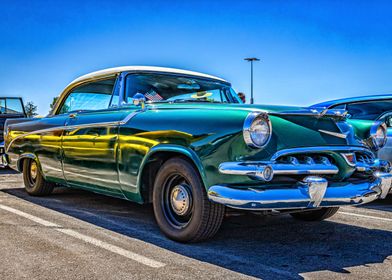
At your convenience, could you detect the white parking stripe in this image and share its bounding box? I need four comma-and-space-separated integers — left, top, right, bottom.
0, 204, 165, 268
0, 204, 59, 227
339, 211, 392, 222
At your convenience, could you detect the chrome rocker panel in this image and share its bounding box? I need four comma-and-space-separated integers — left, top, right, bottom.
208, 172, 392, 210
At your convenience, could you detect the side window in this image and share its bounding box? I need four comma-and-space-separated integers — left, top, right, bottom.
59, 78, 116, 114
0, 99, 24, 114
0, 99, 5, 114
333, 104, 346, 110
6, 98, 24, 114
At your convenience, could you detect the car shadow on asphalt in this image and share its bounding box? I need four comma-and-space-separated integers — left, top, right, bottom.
359, 195, 392, 213
3, 186, 392, 280
0, 168, 19, 175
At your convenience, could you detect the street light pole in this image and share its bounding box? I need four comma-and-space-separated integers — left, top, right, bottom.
244, 57, 260, 104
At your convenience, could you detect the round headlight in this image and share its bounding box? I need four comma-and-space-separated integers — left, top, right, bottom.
243, 112, 272, 148
369, 122, 387, 150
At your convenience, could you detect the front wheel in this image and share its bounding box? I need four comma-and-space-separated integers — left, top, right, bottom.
290, 207, 339, 221
23, 159, 54, 196
152, 157, 225, 243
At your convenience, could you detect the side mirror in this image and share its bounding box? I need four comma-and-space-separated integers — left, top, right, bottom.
132, 93, 146, 110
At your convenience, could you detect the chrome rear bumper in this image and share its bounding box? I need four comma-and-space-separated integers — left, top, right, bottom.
208, 172, 392, 210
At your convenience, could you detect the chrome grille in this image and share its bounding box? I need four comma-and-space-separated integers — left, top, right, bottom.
355, 152, 375, 165
277, 155, 333, 166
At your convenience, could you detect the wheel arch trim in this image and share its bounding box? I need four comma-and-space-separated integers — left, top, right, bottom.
17, 153, 45, 178
137, 144, 207, 191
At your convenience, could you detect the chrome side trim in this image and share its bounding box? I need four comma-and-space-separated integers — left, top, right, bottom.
208, 172, 392, 210
5, 110, 143, 153
318, 129, 348, 139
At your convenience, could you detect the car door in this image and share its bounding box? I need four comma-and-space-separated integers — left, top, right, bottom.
59, 77, 129, 196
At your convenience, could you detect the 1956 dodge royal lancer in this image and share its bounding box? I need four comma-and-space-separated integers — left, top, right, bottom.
4, 66, 392, 242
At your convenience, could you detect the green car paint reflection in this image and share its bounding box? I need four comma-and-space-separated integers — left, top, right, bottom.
4, 67, 392, 242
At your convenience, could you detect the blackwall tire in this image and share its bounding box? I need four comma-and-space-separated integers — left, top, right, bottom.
23, 159, 54, 196
152, 157, 225, 243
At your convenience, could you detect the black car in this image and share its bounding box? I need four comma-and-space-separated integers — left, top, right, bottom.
0, 97, 27, 167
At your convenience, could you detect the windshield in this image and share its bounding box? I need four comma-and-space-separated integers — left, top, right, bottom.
0, 98, 24, 115
125, 74, 240, 104
334, 100, 392, 120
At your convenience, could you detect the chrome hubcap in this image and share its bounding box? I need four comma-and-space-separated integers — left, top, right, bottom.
30, 162, 38, 180
170, 184, 191, 216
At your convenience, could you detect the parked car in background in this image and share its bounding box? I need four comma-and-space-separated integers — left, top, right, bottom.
4, 67, 392, 242
311, 94, 392, 162
0, 97, 26, 167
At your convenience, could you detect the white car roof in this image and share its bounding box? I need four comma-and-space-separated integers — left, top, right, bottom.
70, 66, 228, 85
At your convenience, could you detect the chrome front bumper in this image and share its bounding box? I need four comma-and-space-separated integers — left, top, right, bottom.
208, 172, 392, 210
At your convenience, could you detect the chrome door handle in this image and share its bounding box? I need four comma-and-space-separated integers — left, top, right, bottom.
69, 113, 77, 119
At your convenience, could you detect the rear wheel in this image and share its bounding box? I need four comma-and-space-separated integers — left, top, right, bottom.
152, 157, 225, 243
290, 207, 339, 221
23, 159, 54, 196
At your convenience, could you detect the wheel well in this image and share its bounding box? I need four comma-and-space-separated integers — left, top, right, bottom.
140, 152, 201, 203
17, 158, 27, 172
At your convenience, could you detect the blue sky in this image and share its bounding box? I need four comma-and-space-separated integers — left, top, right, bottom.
1, 0, 392, 115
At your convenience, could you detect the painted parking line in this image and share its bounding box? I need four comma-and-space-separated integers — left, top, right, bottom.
339, 211, 392, 222
0, 204, 165, 268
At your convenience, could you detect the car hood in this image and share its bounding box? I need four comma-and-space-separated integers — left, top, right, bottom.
148, 103, 347, 120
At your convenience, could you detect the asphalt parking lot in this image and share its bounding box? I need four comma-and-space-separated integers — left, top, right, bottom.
1, 168, 392, 280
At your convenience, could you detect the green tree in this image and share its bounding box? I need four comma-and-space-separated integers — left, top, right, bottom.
25, 101, 38, 117
50, 97, 59, 110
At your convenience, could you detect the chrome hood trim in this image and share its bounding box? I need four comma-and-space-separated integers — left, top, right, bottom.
271, 107, 348, 119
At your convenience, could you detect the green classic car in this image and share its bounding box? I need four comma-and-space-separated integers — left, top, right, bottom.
4, 66, 392, 242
